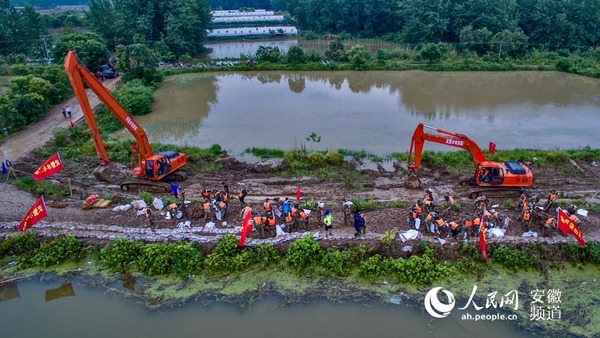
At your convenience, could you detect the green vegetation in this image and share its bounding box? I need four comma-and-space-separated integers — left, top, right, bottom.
5, 233, 599, 286
12, 176, 70, 198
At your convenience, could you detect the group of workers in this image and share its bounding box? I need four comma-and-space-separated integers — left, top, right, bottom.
407, 189, 500, 240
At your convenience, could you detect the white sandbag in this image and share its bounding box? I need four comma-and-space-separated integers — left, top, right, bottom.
398, 229, 422, 242
303, 209, 312, 216
489, 228, 505, 237
577, 209, 588, 217
276, 224, 286, 237
222, 221, 228, 227
153, 197, 164, 210
136, 210, 145, 216
177, 211, 183, 219
274, 209, 282, 217
317, 201, 325, 209
215, 211, 222, 221
414, 218, 421, 230
130, 200, 146, 210
165, 212, 171, 220
205, 221, 216, 229
522, 231, 538, 238
112, 204, 132, 212
437, 237, 447, 245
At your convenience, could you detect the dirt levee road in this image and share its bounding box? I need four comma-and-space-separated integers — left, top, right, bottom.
0, 78, 119, 162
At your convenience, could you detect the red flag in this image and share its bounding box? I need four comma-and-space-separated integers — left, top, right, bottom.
18, 196, 48, 234
238, 211, 253, 247
33, 153, 63, 181
296, 186, 301, 202
69, 119, 74, 128
479, 216, 488, 261
557, 208, 586, 246
488, 142, 496, 154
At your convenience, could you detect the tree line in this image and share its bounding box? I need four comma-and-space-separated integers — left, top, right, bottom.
285, 0, 600, 52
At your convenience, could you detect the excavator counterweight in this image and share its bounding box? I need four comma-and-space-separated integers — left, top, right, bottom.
407, 123, 533, 197
64, 50, 187, 192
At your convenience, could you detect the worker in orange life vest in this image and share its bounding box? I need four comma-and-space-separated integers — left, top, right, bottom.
409, 207, 421, 230
449, 221, 462, 239
263, 198, 273, 217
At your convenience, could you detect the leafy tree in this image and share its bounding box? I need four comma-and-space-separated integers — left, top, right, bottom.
87, 0, 212, 58
52, 32, 109, 71
325, 39, 348, 62
398, 0, 450, 43
0, 2, 48, 60
347, 44, 370, 70
459, 25, 494, 55
491, 28, 529, 58
112, 79, 154, 115
285, 45, 306, 64
114, 44, 159, 73
256, 46, 281, 62
419, 43, 446, 63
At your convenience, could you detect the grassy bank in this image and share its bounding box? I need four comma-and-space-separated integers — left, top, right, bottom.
1, 233, 599, 336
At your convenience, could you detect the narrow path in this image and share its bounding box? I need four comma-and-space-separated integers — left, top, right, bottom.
0, 78, 120, 162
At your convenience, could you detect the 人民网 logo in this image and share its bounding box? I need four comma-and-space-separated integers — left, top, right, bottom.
424, 287, 456, 318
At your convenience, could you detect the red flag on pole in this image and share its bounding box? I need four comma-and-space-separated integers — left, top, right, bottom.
33, 153, 63, 181
479, 216, 488, 261
69, 119, 74, 128
238, 211, 253, 247
18, 196, 48, 234
488, 142, 496, 154
557, 208, 586, 246
296, 186, 301, 203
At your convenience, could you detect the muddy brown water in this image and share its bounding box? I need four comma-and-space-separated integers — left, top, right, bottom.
0, 280, 535, 338
115, 71, 600, 158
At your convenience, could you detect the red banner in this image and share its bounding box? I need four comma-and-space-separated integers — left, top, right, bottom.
296, 186, 301, 203
18, 197, 48, 234
557, 208, 586, 246
238, 211, 252, 247
33, 153, 63, 181
488, 142, 496, 154
479, 216, 488, 261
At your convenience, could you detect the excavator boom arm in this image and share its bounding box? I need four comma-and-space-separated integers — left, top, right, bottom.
64, 51, 153, 163
408, 123, 487, 173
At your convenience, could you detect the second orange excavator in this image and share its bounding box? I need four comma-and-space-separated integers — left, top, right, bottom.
406, 123, 533, 198
64, 50, 187, 192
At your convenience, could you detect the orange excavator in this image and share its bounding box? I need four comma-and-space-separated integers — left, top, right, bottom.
64, 50, 187, 192
407, 123, 533, 198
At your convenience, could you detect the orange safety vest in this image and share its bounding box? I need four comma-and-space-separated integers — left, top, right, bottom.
253, 216, 265, 226
168, 203, 177, 210
523, 211, 531, 221
415, 204, 423, 213
523, 203, 530, 211
223, 194, 228, 202
264, 201, 272, 211
268, 217, 276, 227
299, 210, 308, 219
202, 191, 210, 199
436, 219, 445, 227
545, 218, 555, 226
473, 217, 481, 226
410, 210, 418, 219
285, 214, 293, 223
464, 219, 473, 228
218, 201, 226, 209
426, 213, 434, 222
450, 221, 459, 230
203, 202, 210, 211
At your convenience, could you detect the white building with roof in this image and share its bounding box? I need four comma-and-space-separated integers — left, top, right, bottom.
207, 26, 298, 38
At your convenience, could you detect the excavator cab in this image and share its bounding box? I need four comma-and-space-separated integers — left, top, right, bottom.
476, 162, 504, 186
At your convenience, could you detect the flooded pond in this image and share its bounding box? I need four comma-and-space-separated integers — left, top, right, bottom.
116, 71, 600, 157
0, 279, 535, 338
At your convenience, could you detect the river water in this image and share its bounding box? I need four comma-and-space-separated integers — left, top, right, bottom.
0, 279, 535, 338
118, 71, 600, 157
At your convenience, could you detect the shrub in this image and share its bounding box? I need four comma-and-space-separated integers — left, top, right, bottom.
359, 254, 392, 278
205, 235, 242, 273
138, 241, 203, 276
0, 232, 40, 256
30, 236, 83, 268
321, 249, 355, 276
286, 236, 323, 271
252, 244, 281, 267
99, 238, 144, 272
491, 245, 537, 271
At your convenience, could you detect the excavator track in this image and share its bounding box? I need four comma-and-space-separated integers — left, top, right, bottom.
165, 170, 187, 182
120, 180, 172, 193
467, 187, 524, 199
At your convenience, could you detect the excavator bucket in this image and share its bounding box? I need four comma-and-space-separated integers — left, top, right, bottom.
405, 173, 422, 189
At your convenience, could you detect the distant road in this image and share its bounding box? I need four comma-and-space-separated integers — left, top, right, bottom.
0, 77, 119, 162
